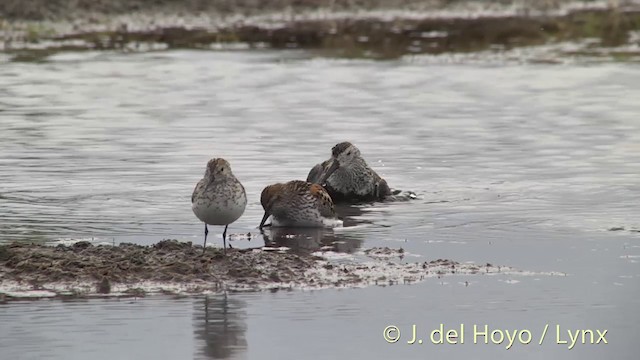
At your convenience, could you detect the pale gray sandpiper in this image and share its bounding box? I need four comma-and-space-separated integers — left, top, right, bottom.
192, 158, 247, 254
307, 142, 391, 203
259, 180, 342, 228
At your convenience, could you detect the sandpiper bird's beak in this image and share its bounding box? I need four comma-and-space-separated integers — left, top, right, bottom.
259, 211, 271, 228
205, 175, 215, 188
319, 159, 340, 185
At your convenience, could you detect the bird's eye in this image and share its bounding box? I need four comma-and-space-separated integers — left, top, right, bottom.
346, 152, 351, 156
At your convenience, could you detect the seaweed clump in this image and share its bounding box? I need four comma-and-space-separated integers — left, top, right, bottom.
0, 240, 315, 286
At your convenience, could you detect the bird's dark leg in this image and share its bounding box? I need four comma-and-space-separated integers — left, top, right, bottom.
222, 225, 228, 255
203, 224, 209, 254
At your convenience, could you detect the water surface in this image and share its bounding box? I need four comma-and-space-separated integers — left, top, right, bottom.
0, 50, 639, 359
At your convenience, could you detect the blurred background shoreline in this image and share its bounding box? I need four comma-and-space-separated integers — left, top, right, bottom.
1, 0, 636, 21
1, 0, 639, 62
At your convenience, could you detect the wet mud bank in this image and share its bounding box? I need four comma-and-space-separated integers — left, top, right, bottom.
2, 2, 640, 61
0, 240, 561, 301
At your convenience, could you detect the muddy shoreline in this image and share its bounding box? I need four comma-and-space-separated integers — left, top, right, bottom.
2, 1, 640, 61
0, 240, 560, 301
0, 240, 319, 294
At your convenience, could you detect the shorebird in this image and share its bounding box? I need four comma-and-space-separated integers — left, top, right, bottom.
192, 158, 247, 254
307, 142, 391, 203
259, 180, 340, 228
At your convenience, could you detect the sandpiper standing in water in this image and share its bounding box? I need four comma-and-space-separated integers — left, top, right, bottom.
192, 158, 247, 254
307, 142, 391, 203
259, 180, 341, 228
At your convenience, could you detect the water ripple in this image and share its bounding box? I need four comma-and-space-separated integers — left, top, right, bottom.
1, 50, 639, 244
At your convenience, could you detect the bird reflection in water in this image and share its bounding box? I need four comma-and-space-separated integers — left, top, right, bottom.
260, 204, 368, 254
193, 294, 247, 360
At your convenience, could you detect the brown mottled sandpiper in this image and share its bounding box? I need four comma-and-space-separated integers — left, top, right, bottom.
307, 142, 391, 203
192, 158, 247, 254
259, 180, 341, 228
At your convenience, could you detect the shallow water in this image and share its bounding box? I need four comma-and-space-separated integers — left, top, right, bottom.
0, 50, 639, 358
